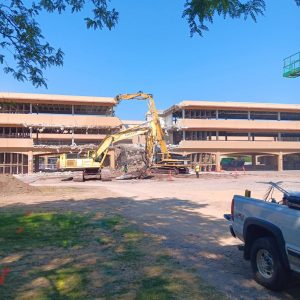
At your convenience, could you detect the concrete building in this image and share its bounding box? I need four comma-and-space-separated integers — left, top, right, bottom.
122, 120, 146, 145
0, 92, 122, 174
161, 101, 300, 171
2, 92, 300, 174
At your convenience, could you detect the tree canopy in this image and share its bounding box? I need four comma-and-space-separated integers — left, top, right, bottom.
0, 0, 299, 87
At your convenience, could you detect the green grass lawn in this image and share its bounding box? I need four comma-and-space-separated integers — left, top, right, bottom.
0, 211, 226, 300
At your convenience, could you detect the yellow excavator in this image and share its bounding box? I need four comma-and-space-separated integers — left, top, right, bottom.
58, 122, 151, 181
58, 92, 189, 181
115, 92, 190, 173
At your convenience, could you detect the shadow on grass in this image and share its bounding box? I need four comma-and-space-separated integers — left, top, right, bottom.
0, 195, 299, 300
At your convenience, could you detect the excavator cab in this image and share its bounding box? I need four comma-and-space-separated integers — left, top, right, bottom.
154, 152, 190, 174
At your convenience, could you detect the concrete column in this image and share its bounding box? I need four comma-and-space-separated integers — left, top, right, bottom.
182, 109, 185, 119
278, 112, 281, 121
183, 130, 186, 141
278, 132, 281, 141
16, 153, 19, 174
34, 155, 39, 172
248, 111, 251, 120
216, 131, 219, 141
251, 155, 256, 167
44, 156, 49, 168
169, 132, 174, 144
248, 132, 251, 141
216, 110, 219, 120
72, 128, 75, 145
30, 103, 32, 114
277, 152, 283, 172
215, 152, 221, 172
108, 150, 115, 169
28, 151, 33, 174
72, 105, 74, 115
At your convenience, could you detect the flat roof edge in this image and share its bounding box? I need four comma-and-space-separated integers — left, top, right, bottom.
177, 100, 300, 111
0, 92, 116, 105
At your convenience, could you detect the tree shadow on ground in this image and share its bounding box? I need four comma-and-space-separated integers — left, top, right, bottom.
0, 195, 299, 300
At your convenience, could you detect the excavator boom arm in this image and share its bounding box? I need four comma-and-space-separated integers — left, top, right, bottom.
115, 93, 170, 159
94, 123, 151, 166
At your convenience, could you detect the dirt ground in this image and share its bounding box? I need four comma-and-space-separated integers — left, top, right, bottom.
0, 175, 37, 196
1, 171, 300, 299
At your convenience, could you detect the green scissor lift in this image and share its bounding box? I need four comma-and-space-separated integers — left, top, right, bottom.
283, 52, 300, 78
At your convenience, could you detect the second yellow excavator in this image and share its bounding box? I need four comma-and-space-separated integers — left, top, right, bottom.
115, 92, 190, 173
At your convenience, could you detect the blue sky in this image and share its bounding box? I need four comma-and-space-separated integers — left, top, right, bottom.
1, 1, 300, 120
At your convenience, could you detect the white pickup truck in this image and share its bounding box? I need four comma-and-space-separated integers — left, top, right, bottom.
225, 185, 300, 291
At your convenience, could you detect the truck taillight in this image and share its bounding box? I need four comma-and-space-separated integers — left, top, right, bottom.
231, 198, 234, 221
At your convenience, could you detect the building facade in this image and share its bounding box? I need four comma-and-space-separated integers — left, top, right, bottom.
161, 101, 300, 171
122, 120, 147, 145
2, 92, 300, 174
0, 93, 122, 174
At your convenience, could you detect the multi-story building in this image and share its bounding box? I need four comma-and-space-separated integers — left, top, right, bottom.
0, 92, 122, 174
2, 92, 300, 174
161, 101, 300, 171
122, 120, 146, 145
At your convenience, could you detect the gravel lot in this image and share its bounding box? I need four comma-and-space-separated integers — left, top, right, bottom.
2, 171, 300, 299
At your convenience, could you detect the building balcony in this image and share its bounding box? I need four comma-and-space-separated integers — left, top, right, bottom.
0, 114, 122, 128
177, 140, 300, 154
0, 138, 33, 150
177, 119, 300, 132
168, 100, 300, 112
32, 133, 107, 140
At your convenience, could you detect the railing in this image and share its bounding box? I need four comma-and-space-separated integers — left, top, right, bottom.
283, 52, 300, 78
0, 134, 30, 138
39, 164, 58, 171
34, 140, 72, 146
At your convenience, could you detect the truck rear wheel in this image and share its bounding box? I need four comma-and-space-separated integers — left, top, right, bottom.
250, 237, 290, 291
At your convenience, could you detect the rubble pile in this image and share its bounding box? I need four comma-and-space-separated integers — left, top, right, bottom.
115, 144, 147, 173
0, 174, 38, 196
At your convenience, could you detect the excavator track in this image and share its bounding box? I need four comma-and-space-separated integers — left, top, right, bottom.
150, 167, 178, 175
72, 171, 84, 182
101, 168, 112, 181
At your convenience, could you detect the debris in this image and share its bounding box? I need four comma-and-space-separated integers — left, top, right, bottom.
115, 144, 147, 174
115, 167, 149, 180
0, 175, 37, 196
61, 177, 73, 182
116, 174, 139, 180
